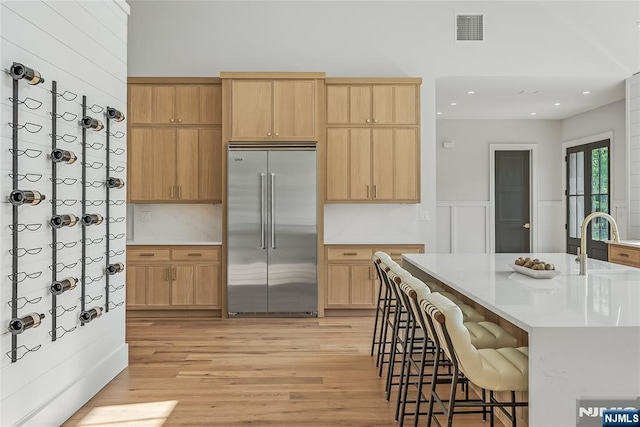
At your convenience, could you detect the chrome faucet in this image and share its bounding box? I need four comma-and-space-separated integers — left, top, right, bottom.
577, 212, 620, 275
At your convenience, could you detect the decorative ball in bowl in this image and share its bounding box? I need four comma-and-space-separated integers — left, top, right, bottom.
510, 257, 560, 279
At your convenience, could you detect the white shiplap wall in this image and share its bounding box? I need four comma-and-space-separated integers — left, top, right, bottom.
628, 73, 640, 238
0, 1, 129, 425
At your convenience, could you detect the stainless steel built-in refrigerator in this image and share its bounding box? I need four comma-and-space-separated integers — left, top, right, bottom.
227, 143, 317, 315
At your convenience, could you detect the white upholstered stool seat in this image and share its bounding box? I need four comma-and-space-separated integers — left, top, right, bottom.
465, 321, 518, 349
473, 347, 529, 391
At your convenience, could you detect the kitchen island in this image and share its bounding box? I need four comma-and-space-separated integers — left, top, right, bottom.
402, 253, 640, 427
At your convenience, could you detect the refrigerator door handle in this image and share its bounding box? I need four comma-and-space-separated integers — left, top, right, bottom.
260, 173, 266, 249
270, 172, 276, 249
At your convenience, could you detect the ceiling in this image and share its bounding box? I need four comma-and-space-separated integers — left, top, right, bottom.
435, 76, 626, 120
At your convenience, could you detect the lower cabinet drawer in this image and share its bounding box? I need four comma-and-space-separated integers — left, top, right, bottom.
127, 248, 171, 261
383, 246, 422, 261
327, 248, 373, 261
172, 248, 219, 262
609, 245, 640, 266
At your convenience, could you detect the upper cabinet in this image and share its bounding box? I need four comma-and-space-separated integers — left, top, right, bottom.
326, 79, 421, 126
222, 72, 324, 141
129, 82, 222, 125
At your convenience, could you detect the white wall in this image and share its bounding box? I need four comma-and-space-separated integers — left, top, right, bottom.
627, 75, 640, 239
435, 119, 564, 253
0, 1, 129, 425
561, 100, 628, 238
126, 0, 638, 253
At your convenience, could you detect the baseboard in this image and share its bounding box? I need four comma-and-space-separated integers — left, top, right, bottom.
16, 343, 128, 427
127, 309, 222, 318
324, 308, 376, 317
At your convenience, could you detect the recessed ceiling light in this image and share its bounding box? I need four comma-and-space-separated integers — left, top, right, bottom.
554, 102, 561, 106
437, 111, 443, 115
582, 91, 590, 95
530, 112, 537, 116
467, 90, 475, 95
450, 102, 457, 106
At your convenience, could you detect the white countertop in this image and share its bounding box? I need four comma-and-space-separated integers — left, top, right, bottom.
403, 253, 640, 332
609, 239, 640, 248
126, 240, 222, 246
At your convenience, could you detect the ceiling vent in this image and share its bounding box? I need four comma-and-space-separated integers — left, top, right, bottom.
456, 14, 484, 41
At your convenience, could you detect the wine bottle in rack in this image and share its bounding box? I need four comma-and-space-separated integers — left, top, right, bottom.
9, 63, 45, 85
50, 148, 77, 164
80, 116, 104, 131
8, 313, 45, 335
50, 214, 78, 229
106, 177, 125, 189
49, 277, 78, 295
79, 307, 102, 323
106, 262, 124, 275
106, 107, 125, 122
81, 213, 103, 226
9, 190, 45, 206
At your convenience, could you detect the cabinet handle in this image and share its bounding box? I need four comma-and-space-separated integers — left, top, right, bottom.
267, 132, 272, 137
366, 119, 371, 123
366, 185, 370, 198
369, 266, 373, 280
274, 133, 279, 137
373, 185, 377, 199
173, 267, 177, 280
170, 118, 175, 123
343, 252, 357, 256
619, 253, 630, 258
178, 186, 182, 199
373, 119, 378, 123
170, 186, 175, 199
139, 253, 155, 257
390, 253, 402, 256
177, 118, 182, 123
165, 268, 169, 281
187, 253, 202, 257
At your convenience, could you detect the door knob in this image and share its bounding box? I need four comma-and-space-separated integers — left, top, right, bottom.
523, 223, 531, 229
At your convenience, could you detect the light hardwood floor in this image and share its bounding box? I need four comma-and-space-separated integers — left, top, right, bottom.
63, 317, 501, 426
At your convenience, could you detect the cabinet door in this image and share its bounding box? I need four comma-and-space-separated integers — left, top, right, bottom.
148, 266, 171, 305
349, 129, 372, 200
200, 85, 222, 125
327, 264, 350, 306
231, 80, 273, 139
326, 128, 349, 201
326, 86, 349, 125
129, 85, 153, 124
151, 128, 177, 200
349, 86, 372, 124
128, 127, 153, 202
372, 85, 394, 125
176, 129, 199, 201
129, 128, 175, 201
194, 263, 220, 306
351, 265, 375, 306
175, 86, 200, 124
199, 129, 222, 202
273, 80, 315, 139
372, 129, 394, 200
172, 265, 195, 305
393, 128, 419, 201
393, 86, 418, 125
126, 265, 147, 306
153, 86, 176, 124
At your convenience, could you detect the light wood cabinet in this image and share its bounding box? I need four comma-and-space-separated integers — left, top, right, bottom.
129, 83, 222, 125
326, 128, 419, 202
228, 78, 317, 140
326, 82, 419, 126
325, 244, 424, 309
126, 246, 222, 309
128, 127, 222, 203
608, 244, 640, 268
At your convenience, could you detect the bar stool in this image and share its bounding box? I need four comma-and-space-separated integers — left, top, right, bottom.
421, 292, 529, 427
392, 272, 518, 426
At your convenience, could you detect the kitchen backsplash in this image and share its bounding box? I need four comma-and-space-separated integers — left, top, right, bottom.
127, 204, 222, 242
